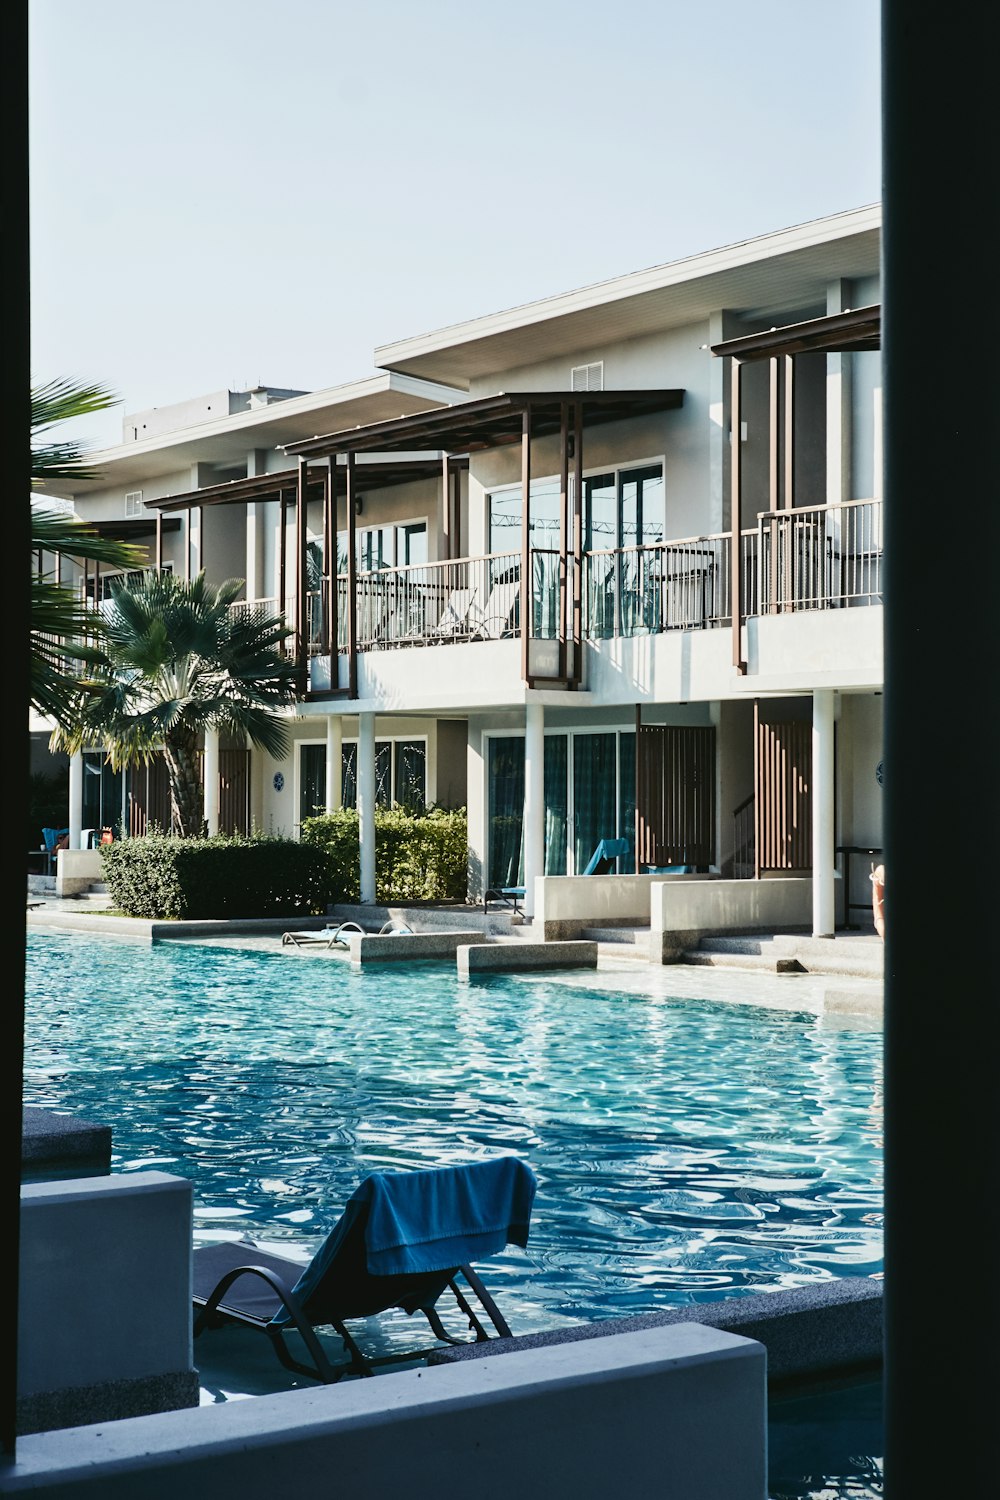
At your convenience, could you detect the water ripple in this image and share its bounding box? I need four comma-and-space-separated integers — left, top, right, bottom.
24, 931, 883, 1335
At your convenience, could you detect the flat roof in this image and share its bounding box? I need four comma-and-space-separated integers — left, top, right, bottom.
374, 206, 882, 387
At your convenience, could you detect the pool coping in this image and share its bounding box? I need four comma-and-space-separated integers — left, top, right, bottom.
429, 1275, 883, 1388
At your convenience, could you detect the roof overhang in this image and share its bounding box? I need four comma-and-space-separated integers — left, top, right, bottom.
38, 372, 465, 500
283, 389, 685, 460
80, 517, 182, 540
374, 206, 882, 387
146, 456, 462, 513
710, 304, 881, 361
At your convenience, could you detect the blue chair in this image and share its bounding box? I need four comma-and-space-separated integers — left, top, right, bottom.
193, 1156, 537, 1382
41, 827, 69, 874
644, 864, 692, 875
582, 837, 630, 875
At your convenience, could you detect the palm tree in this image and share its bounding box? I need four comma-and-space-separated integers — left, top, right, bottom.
51, 571, 297, 837
30, 378, 146, 724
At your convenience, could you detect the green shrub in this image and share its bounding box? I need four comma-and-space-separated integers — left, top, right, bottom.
100, 831, 335, 920
301, 806, 468, 903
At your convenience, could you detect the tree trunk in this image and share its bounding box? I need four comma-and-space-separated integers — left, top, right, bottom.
162, 732, 205, 837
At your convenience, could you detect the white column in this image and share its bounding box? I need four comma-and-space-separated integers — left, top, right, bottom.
68, 751, 84, 849
358, 713, 376, 904
204, 728, 220, 836
812, 689, 836, 937
523, 701, 545, 919
326, 716, 343, 812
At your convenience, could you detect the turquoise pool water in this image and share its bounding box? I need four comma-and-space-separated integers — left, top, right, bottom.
24, 930, 883, 1328
24, 930, 884, 1495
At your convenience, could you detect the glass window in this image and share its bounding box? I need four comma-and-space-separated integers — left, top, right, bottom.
82, 751, 123, 838
488, 479, 562, 555
395, 742, 426, 811
336, 522, 428, 574
340, 740, 426, 811
618, 731, 636, 874
300, 744, 326, 823
544, 735, 568, 875
396, 523, 427, 567
573, 733, 619, 873
487, 736, 525, 889
620, 466, 665, 547
584, 473, 616, 551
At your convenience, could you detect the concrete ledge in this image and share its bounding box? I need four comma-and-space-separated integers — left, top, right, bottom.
4, 1323, 765, 1500
431, 1276, 882, 1387
18, 1172, 197, 1432
457, 941, 599, 974
22, 1107, 112, 1182
348, 931, 478, 963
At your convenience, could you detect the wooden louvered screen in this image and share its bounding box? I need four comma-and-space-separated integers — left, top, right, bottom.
753, 715, 812, 874
635, 723, 716, 868
128, 757, 172, 836
218, 748, 250, 835
128, 748, 250, 836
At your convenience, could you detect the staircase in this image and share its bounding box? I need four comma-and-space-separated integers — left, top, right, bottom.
678, 932, 883, 980
27, 876, 112, 911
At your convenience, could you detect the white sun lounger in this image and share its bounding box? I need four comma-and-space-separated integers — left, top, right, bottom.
281, 921, 365, 949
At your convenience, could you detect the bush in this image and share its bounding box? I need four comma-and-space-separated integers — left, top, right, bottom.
100, 831, 335, 920
301, 806, 468, 903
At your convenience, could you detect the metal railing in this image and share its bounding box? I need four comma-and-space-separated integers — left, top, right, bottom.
755, 498, 882, 613
584, 534, 732, 637
226, 498, 882, 659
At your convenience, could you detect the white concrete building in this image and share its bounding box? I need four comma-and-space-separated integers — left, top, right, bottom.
34, 204, 884, 941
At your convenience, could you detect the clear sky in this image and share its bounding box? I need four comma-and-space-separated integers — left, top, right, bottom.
28, 0, 882, 451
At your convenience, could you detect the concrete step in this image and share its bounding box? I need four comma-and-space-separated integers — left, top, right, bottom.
683, 933, 883, 979
580, 926, 648, 945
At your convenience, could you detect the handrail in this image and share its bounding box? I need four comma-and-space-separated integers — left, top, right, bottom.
228, 497, 881, 663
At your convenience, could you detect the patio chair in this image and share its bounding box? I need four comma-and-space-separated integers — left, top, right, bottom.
427, 586, 478, 641
281, 921, 365, 949
472, 578, 520, 640
192, 1156, 537, 1383
582, 837, 630, 875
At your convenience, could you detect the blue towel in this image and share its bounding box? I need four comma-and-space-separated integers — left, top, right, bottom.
363, 1156, 535, 1275
287, 1158, 536, 1314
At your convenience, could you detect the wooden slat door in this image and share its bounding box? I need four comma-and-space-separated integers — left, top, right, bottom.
635, 723, 716, 869
753, 711, 811, 874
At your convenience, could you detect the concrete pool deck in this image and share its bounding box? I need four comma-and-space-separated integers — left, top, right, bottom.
26, 902, 883, 1016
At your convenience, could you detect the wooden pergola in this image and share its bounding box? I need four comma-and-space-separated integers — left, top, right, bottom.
284, 389, 685, 690
711, 304, 881, 671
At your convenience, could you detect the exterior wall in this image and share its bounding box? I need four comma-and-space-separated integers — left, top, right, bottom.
467, 322, 713, 549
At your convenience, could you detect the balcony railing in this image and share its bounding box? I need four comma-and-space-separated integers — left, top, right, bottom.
229, 498, 882, 661
756, 498, 882, 612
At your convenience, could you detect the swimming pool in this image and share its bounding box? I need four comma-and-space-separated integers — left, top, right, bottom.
24, 929, 883, 1334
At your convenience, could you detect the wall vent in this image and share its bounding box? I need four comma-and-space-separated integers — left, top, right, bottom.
125, 490, 144, 517
571, 361, 604, 392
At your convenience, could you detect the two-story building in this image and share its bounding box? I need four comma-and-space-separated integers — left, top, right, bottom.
33, 203, 884, 941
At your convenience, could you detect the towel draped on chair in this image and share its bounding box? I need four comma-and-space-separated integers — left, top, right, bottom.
288, 1156, 535, 1312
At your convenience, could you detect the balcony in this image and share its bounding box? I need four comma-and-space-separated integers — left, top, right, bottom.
232, 496, 881, 699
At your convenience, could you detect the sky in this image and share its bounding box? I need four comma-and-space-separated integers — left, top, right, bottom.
28, 0, 882, 452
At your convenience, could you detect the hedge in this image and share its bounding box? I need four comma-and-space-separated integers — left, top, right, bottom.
100, 832, 335, 920
300, 806, 468, 903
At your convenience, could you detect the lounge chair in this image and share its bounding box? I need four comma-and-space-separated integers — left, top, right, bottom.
192, 1156, 537, 1382
582, 837, 630, 875
472, 578, 520, 640
281, 921, 365, 949
427, 586, 478, 641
